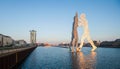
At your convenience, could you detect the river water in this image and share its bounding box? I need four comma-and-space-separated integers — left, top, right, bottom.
18, 46, 120, 69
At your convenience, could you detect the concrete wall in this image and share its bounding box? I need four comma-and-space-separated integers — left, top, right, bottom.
0, 46, 36, 69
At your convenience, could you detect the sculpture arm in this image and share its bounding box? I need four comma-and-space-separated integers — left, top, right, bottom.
78, 19, 82, 27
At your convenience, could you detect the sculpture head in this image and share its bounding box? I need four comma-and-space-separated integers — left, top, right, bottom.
73, 12, 79, 28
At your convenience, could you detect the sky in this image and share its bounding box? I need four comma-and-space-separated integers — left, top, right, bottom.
0, 0, 120, 44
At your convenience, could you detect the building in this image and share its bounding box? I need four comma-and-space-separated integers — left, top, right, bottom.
115, 39, 120, 42
0, 34, 14, 47
14, 40, 27, 46
3, 36, 14, 46
30, 30, 36, 44
0, 34, 3, 47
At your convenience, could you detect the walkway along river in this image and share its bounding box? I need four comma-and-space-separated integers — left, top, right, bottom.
0, 46, 37, 69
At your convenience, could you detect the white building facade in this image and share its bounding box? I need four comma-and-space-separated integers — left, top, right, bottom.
0, 34, 14, 47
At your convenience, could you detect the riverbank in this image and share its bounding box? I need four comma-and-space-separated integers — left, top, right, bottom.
0, 46, 37, 69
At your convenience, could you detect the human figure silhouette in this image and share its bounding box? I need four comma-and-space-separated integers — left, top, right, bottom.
70, 12, 79, 52
77, 13, 97, 51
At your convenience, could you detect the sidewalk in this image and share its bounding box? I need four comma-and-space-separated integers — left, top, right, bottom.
0, 46, 36, 57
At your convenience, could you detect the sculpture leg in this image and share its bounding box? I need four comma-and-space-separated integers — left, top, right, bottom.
78, 35, 86, 51
79, 40, 84, 50
75, 39, 79, 52
87, 36, 97, 51
75, 39, 78, 48
71, 38, 75, 52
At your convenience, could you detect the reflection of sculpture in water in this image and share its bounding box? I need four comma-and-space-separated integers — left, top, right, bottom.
78, 52, 97, 69
70, 12, 79, 52
77, 13, 97, 51
71, 52, 97, 69
71, 53, 78, 69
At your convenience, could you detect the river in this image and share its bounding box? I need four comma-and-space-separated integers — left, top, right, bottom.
18, 46, 120, 69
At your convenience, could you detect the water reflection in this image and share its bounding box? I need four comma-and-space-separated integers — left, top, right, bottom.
71, 52, 96, 69
19, 47, 120, 69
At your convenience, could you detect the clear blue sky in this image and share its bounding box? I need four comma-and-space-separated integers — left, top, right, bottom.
0, 0, 120, 44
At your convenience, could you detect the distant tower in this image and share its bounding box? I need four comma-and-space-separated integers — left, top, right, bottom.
30, 30, 36, 44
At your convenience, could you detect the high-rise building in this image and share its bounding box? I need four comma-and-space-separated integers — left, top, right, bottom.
30, 30, 36, 44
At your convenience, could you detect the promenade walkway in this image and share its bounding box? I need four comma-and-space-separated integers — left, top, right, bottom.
0, 46, 36, 57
